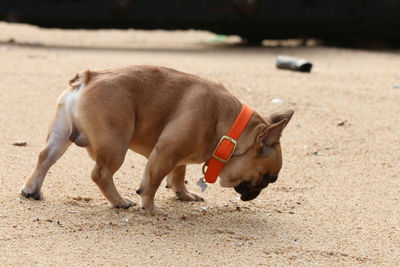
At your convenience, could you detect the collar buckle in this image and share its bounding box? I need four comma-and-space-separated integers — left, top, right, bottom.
211, 135, 237, 163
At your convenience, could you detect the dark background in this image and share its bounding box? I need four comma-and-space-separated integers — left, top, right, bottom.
1, 0, 400, 45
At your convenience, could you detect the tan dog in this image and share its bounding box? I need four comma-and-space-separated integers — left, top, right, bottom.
21, 65, 293, 212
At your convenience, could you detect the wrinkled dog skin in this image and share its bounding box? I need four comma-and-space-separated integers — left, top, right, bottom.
21, 65, 293, 212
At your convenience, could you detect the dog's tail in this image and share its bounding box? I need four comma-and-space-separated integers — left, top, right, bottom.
69, 69, 91, 89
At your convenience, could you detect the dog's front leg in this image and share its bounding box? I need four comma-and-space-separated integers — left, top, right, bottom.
166, 165, 204, 201
136, 146, 178, 213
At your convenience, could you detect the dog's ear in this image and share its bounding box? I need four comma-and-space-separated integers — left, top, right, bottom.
269, 110, 294, 124
256, 110, 293, 149
256, 119, 289, 148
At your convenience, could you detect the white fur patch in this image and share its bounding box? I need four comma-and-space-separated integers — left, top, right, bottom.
56, 83, 84, 123
46, 84, 85, 157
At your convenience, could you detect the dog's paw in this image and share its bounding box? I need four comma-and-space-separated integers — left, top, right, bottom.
139, 197, 165, 215
139, 205, 166, 215
109, 198, 136, 209
175, 190, 204, 202
21, 189, 43, 200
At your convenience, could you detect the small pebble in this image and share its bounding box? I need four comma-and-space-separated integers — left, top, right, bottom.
123, 218, 129, 223
393, 84, 400, 89
200, 206, 207, 211
271, 98, 284, 104
68, 210, 77, 214
337, 120, 347, 126
236, 206, 241, 211
46, 219, 53, 223
12, 141, 27, 147
180, 215, 187, 220
33, 217, 40, 222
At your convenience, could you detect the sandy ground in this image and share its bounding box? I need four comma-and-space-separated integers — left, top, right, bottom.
0, 22, 399, 266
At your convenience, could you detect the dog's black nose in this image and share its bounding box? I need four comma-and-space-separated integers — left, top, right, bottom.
234, 181, 261, 201
240, 190, 261, 201
234, 181, 250, 195
234, 174, 278, 201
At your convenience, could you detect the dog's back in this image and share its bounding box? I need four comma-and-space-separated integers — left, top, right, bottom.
72, 65, 237, 157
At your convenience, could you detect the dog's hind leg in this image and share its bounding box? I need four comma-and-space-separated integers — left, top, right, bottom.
166, 165, 203, 201
21, 103, 73, 200
21, 80, 86, 200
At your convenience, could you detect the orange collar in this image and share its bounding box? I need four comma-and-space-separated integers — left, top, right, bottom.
204, 104, 253, 183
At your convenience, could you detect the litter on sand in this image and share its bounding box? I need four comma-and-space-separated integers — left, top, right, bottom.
276, 55, 312, 72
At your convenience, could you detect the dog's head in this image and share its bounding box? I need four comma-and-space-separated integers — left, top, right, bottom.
219, 110, 293, 201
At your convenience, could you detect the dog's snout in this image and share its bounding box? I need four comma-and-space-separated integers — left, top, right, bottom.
240, 190, 261, 201
234, 181, 250, 195
234, 181, 261, 201
233, 173, 279, 201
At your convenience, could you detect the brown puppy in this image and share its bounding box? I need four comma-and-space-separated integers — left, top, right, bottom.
21, 65, 293, 212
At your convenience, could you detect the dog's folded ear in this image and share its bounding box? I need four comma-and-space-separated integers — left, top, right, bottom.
256, 110, 294, 148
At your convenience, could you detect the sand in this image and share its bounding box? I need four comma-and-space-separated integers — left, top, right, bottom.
0, 22, 399, 266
